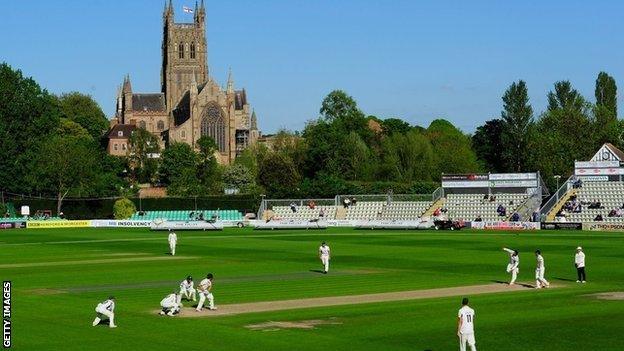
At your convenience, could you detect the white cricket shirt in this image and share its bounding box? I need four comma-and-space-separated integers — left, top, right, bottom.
458, 306, 475, 334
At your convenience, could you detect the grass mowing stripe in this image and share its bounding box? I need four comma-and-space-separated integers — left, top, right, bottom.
0, 255, 198, 268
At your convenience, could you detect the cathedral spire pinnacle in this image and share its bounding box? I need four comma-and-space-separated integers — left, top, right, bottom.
251, 110, 258, 130
227, 68, 234, 94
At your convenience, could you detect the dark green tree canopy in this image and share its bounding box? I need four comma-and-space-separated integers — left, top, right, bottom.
58, 92, 109, 140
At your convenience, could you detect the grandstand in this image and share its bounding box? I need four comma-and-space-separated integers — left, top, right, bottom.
444, 193, 529, 221
562, 181, 624, 222
129, 209, 243, 221
269, 205, 337, 220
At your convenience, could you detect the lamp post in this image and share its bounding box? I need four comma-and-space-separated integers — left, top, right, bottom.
554, 175, 562, 201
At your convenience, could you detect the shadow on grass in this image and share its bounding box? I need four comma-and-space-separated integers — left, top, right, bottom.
490, 280, 534, 288
554, 277, 576, 282
309, 269, 325, 274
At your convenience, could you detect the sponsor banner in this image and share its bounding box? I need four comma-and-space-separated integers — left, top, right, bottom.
254, 219, 328, 230
582, 222, 624, 232
577, 176, 609, 182
575, 168, 624, 176
471, 221, 540, 230
541, 222, 583, 230
441, 174, 489, 181
91, 220, 152, 228
575, 160, 620, 169
489, 180, 538, 188
0, 222, 26, 229
354, 220, 425, 230
26, 220, 91, 228
442, 181, 489, 188
150, 220, 223, 231
489, 173, 537, 180
325, 220, 358, 227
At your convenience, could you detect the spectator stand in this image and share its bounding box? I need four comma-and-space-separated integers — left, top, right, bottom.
258, 198, 338, 222
336, 193, 434, 221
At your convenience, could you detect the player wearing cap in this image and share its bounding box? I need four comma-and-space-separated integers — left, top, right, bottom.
503, 248, 519, 285
92, 296, 117, 328
457, 297, 476, 351
319, 242, 331, 274
168, 229, 177, 256
575, 246, 586, 283
534, 250, 550, 289
159, 292, 181, 316
196, 273, 216, 311
178, 276, 196, 304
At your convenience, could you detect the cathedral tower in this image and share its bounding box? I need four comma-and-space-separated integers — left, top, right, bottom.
161, 0, 208, 113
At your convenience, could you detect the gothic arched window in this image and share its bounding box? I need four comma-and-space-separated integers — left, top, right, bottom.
190, 43, 196, 59
200, 103, 226, 152
138, 121, 146, 130
157, 120, 165, 131
178, 43, 184, 59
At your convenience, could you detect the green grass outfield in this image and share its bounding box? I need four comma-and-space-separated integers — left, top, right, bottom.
2, 227, 623, 350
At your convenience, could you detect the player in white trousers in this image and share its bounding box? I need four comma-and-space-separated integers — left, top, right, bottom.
457, 297, 476, 351
178, 276, 196, 304
575, 246, 586, 283
196, 273, 216, 311
534, 250, 550, 289
503, 248, 519, 285
92, 296, 117, 328
159, 292, 181, 316
168, 229, 177, 256
319, 242, 330, 274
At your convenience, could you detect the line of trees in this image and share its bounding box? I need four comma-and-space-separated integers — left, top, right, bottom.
1, 62, 620, 213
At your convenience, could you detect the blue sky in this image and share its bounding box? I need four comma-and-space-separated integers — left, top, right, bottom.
2, 0, 623, 133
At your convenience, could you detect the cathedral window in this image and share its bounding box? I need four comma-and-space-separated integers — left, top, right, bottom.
113, 144, 118, 151
190, 43, 196, 59
200, 102, 227, 152
181, 130, 186, 139
178, 43, 184, 58
157, 120, 165, 131
139, 121, 146, 130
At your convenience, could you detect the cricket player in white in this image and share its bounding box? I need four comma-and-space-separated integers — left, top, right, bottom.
178, 276, 196, 304
503, 248, 519, 285
92, 296, 117, 328
457, 297, 476, 351
168, 229, 177, 256
196, 273, 216, 311
160, 292, 180, 316
319, 242, 330, 274
534, 249, 550, 288
575, 246, 586, 283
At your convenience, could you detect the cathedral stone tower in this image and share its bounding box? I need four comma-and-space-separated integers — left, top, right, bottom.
161, 0, 208, 113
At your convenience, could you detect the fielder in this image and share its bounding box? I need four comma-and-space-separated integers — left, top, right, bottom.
159, 291, 181, 316
179, 275, 196, 304
196, 273, 216, 311
457, 297, 476, 351
92, 296, 117, 328
575, 246, 586, 283
319, 241, 330, 274
534, 250, 550, 289
168, 229, 177, 256
503, 247, 519, 285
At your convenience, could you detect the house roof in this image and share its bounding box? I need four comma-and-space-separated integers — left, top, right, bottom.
106, 124, 136, 139
132, 93, 166, 112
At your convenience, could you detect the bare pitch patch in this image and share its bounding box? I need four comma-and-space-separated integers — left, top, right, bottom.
176, 282, 550, 318
245, 318, 342, 331
0, 256, 198, 269
587, 292, 624, 300
28, 288, 66, 295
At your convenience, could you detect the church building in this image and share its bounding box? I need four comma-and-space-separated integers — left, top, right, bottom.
106, 0, 260, 164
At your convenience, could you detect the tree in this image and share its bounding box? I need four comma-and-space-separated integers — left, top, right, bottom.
58, 92, 109, 141
381, 118, 412, 135
258, 152, 301, 197
547, 81, 586, 113
320, 90, 359, 121
425, 119, 481, 174
128, 128, 161, 183
0, 63, 61, 193
472, 119, 504, 172
222, 164, 255, 193
31, 135, 100, 214
196, 136, 221, 192
113, 198, 136, 219
594, 72, 618, 144
160, 142, 200, 193
379, 130, 434, 182
57, 118, 93, 140
500, 80, 534, 172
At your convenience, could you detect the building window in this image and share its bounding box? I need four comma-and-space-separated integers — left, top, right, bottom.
190, 43, 196, 59
178, 43, 184, 59
113, 144, 118, 151
200, 102, 226, 152
157, 120, 165, 131
181, 130, 186, 139
122, 143, 127, 150
139, 121, 146, 129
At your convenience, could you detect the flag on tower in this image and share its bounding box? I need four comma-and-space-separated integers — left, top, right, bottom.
183, 6, 194, 13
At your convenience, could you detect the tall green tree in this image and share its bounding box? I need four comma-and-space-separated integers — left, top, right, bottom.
547, 80, 586, 113
594, 72, 618, 144
160, 142, 200, 195
379, 130, 434, 182
196, 136, 221, 192
500, 80, 534, 172
0, 63, 61, 193
128, 128, 161, 184
425, 119, 481, 174
472, 119, 504, 172
58, 92, 109, 141
258, 152, 301, 197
